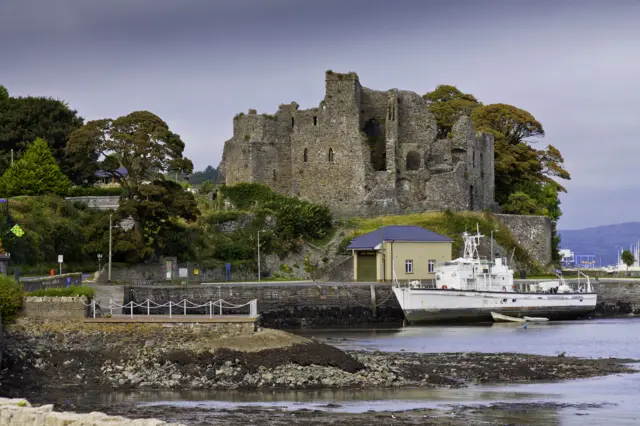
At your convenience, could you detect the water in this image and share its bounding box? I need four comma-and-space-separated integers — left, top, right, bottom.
299, 317, 640, 359
58, 318, 640, 424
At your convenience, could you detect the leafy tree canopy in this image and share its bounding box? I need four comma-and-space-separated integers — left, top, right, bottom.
116, 179, 199, 262
0, 138, 71, 197
65, 111, 194, 195
423, 85, 481, 139
189, 165, 219, 185
0, 93, 83, 180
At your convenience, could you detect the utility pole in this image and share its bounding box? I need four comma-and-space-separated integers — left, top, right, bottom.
380, 217, 385, 281
108, 213, 113, 282
490, 229, 499, 263
257, 230, 262, 281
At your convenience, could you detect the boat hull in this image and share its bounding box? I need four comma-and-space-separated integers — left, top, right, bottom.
393, 287, 597, 324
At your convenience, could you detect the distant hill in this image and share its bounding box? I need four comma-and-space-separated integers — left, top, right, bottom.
559, 222, 640, 267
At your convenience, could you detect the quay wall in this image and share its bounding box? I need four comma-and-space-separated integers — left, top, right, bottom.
19, 273, 83, 292
20, 296, 89, 320
124, 283, 404, 328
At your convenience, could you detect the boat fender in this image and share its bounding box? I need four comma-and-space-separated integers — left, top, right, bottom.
502, 286, 507, 292
441, 285, 447, 290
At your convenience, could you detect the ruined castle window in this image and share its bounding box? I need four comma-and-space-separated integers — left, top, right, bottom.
291, 117, 295, 128
473, 151, 476, 167
363, 118, 386, 171
303, 148, 308, 163
313, 116, 317, 126
273, 169, 277, 180
406, 151, 421, 171
328, 148, 334, 163
480, 153, 484, 178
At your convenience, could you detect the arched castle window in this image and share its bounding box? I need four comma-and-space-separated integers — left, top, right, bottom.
328, 148, 334, 163
406, 151, 420, 171
303, 148, 308, 163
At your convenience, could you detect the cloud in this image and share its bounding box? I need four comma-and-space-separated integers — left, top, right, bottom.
1, 0, 638, 229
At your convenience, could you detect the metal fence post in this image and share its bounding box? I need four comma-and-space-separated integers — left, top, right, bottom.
110, 299, 113, 317
209, 301, 212, 318
219, 299, 222, 316
183, 299, 186, 316
130, 302, 133, 319
92, 300, 96, 318
147, 299, 150, 316
169, 302, 172, 318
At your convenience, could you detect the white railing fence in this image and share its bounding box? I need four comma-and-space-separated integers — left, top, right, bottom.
86, 298, 258, 319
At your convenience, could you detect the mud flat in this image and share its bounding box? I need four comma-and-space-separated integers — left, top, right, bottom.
0, 318, 635, 398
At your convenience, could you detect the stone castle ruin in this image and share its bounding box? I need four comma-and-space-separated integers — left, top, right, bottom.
220, 71, 496, 216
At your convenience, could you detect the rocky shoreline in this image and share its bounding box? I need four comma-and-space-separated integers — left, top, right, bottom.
0, 319, 635, 398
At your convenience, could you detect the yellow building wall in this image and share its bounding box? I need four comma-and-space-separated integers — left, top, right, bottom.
383, 241, 452, 281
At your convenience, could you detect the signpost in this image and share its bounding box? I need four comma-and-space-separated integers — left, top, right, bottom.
58, 254, 63, 275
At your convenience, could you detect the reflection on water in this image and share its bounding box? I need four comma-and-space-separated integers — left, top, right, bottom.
295, 318, 640, 359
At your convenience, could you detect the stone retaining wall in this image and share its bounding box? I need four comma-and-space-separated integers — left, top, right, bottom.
20, 296, 88, 320
0, 398, 182, 425
65, 195, 120, 210
20, 273, 83, 292
125, 283, 404, 328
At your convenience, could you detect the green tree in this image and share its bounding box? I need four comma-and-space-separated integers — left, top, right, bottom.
189, 165, 219, 185
423, 85, 481, 139
0, 138, 71, 196
621, 250, 635, 276
0, 93, 83, 180
116, 179, 199, 261
65, 111, 194, 198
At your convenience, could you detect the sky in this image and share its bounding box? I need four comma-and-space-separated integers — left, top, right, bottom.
1, 0, 639, 230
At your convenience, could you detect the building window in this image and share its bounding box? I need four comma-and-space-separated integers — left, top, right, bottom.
303, 148, 308, 163
428, 259, 436, 273
328, 147, 334, 162
405, 260, 413, 274
313, 116, 317, 126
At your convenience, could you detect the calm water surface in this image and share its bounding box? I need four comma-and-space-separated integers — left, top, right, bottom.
64, 318, 640, 424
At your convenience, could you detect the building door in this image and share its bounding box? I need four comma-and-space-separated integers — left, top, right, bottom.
357, 252, 377, 281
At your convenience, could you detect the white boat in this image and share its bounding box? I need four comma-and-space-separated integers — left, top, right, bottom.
491, 312, 549, 323
392, 226, 598, 324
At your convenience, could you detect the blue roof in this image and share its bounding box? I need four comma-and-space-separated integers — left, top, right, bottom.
346, 226, 452, 250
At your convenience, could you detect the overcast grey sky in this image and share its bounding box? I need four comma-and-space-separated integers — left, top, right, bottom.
1, 0, 638, 230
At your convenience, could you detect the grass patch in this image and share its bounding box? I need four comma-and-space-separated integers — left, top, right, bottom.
26, 284, 95, 299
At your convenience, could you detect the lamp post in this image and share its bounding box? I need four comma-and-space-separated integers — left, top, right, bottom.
97, 253, 103, 272
257, 229, 266, 282
490, 229, 499, 263
108, 214, 113, 282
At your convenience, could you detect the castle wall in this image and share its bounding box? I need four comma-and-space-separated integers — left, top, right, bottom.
496, 213, 552, 266
289, 73, 369, 211
221, 70, 496, 217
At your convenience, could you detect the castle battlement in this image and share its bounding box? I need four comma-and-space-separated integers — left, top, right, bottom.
220, 71, 495, 216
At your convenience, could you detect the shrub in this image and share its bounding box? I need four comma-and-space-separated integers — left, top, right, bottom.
26, 284, 95, 299
0, 275, 24, 323
68, 186, 123, 197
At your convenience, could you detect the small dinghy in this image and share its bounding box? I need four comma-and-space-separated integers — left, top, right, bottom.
491, 312, 549, 323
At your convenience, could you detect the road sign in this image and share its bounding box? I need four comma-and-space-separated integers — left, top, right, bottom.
58, 255, 63, 263
179, 268, 188, 278
10, 224, 24, 237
